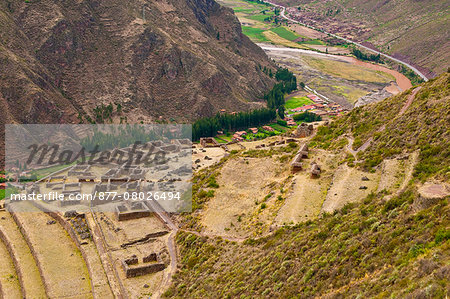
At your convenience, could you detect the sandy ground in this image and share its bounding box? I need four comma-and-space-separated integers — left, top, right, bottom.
260, 44, 411, 92
418, 182, 450, 198
0, 211, 46, 298
192, 146, 227, 171
377, 158, 405, 193
288, 24, 327, 39
275, 149, 338, 224
385, 82, 402, 95
321, 164, 379, 213
275, 172, 324, 224
14, 203, 92, 298
349, 58, 412, 91
0, 236, 22, 298
201, 156, 287, 238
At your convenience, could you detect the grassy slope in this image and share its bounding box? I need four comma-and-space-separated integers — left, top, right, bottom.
311, 71, 450, 181
169, 193, 449, 298
276, 0, 449, 75
165, 73, 450, 298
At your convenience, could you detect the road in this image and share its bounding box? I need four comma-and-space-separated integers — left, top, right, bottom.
262, 1, 429, 81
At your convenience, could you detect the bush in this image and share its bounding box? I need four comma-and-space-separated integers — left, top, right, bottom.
277, 120, 287, 127
292, 111, 322, 122
435, 228, 450, 244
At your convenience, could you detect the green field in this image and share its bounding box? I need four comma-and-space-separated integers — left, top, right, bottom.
247, 11, 273, 22
285, 96, 313, 110
299, 39, 325, 45
0, 189, 4, 200
269, 123, 287, 132
242, 26, 270, 42
270, 26, 300, 41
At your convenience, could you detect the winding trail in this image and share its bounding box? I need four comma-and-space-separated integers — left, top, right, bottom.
261, 1, 429, 81
399, 87, 422, 115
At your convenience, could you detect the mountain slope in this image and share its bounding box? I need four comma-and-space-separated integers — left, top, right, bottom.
166, 72, 450, 298
274, 0, 449, 77
0, 0, 275, 125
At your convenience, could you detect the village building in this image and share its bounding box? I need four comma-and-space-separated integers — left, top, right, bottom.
262, 126, 274, 132
200, 137, 220, 148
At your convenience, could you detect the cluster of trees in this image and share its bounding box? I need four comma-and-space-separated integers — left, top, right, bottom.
80, 125, 190, 151
192, 68, 297, 140
351, 48, 381, 63
246, 0, 271, 6
192, 108, 276, 141
265, 68, 297, 118
293, 111, 322, 122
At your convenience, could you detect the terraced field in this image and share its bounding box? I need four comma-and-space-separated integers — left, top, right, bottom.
12, 203, 92, 298
219, 0, 332, 50
0, 237, 22, 298
0, 210, 46, 298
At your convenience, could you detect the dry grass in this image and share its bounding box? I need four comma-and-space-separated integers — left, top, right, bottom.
303, 56, 395, 83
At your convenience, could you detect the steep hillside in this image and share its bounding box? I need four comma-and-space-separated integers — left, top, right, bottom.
312, 71, 450, 181
165, 72, 449, 298
273, 0, 449, 77
0, 0, 275, 125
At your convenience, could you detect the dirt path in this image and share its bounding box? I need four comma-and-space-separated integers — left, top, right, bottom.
260, 45, 412, 91
399, 87, 422, 115
261, 1, 429, 81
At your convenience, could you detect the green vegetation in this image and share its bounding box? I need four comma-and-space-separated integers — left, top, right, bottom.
168, 190, 449, 298
270, 26, 299, 41
242, 26, 270, 43
193, 68, 297, 140
311, 72, 450, 180
292, 111, 322, 122
192, 108, 276, 141
351, 47, 381, 63
399, 65, 425, 86
285, 96, 313, 110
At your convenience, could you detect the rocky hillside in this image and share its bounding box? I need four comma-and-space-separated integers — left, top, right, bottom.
0, 0, 275, 125
274, 0, 449, 77
166, 72, 449, 298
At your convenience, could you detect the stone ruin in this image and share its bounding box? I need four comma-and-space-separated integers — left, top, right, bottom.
293, 123, 314, 138
66, 213, 91, 240
173, 138, 192, 149
115, 202, 151, 221
298, 144, 308, 158
122, 253, 165, 278
78, 175, 96, 183
68, 165, 92, 176
310, 162, 321, 178
59, 182, 83, 207
290, 144, 309, 172
101, 165, 147, 183
46, 175, 66, 189
200, 137, 219, 148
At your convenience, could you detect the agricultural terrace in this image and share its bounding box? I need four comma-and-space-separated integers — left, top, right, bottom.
218, 0, 348, 52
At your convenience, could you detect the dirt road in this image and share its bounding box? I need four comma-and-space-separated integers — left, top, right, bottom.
261, 1, 429, 81
260, 45, 412, 91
